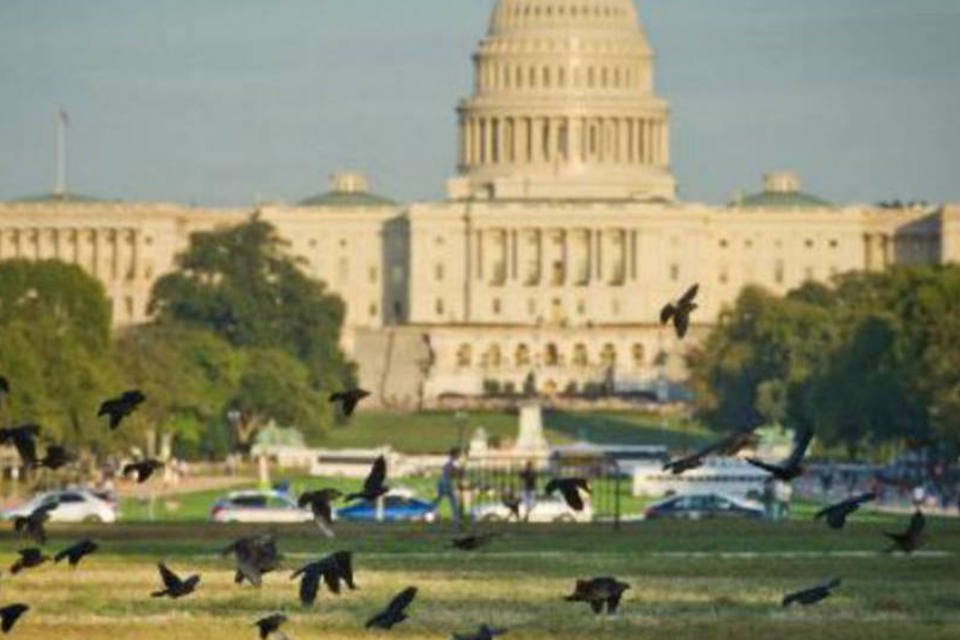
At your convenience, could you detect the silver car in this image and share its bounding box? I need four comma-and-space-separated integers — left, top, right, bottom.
4, 489, 117, 524
209, 489, 313, 523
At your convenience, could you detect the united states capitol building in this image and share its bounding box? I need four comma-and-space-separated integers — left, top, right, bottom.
2, 0, 958, 407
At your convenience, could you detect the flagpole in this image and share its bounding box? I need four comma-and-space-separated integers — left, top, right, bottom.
55, 109, 68, 196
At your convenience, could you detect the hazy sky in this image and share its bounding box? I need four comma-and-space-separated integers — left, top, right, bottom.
1, 1, 958, 207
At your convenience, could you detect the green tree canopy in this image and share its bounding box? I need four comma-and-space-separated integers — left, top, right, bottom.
149, 216, 354, 393
0, 260, 118, 449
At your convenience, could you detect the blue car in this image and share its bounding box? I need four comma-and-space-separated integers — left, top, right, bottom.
336, 494, 437, 523
644, 492, 765, 521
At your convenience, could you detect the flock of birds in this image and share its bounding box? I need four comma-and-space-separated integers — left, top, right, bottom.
0, 283, 933, 636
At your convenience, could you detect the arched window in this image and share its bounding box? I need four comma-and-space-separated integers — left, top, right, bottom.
484, 344, 503, 368
457, 344, 473, 367
544, 343, 559, 366
573, 343, 589, 367
435, 298, 445, 315
600, 343, 617, 368
631, 343, 645, 369
515, 343, 531, 367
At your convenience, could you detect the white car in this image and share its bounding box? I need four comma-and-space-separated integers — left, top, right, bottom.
209, 489, 314, 524
4, 489, 117, 524
471, 496, 593, 524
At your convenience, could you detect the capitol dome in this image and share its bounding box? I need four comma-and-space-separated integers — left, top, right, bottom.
447, 0, 676, 201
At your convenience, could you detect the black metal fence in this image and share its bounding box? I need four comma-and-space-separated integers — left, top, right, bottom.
459, 454, 623, 528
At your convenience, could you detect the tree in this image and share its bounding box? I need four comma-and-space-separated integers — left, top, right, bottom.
686, 285, 835, 434
149, 216, 355, 393
0, 260, 118, 450
227, 348, 329, 451
114, 323, 243, 455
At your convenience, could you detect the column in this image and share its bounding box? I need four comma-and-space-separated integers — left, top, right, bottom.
531, 117, 542, 164
642, 120, 651, 165
484, 118, 494, 165
662, 121, 670, 166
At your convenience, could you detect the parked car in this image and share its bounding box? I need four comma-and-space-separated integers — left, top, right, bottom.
3, 489, 117, 524
336, 493, 436, 523
643, 492, 764, 521
209, 489, 313, 524
470, 496, 593, 524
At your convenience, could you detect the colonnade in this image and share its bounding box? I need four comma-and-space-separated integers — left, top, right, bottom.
459, 114, 668, 168
473, 226, 638, 287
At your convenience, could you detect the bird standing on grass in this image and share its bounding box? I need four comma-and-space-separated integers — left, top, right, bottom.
329, 388, 370, 417
545, 478, 590, 511
782, 578, 841, 606
345, 456, 389, 503
98, 390, 145, 429
54, 539, 98, 568
746, 429, 813, 482
452, 532, 498, 551
0, 603, 28, 634
660, 284, 699, 339
814, 493, 876, 530
565, 577, 630, 615
366, 586, 417, 630
254, 613, 287, 639
452, 624, 508, 640
884, 510, 926, 553
151, 562, 200, 598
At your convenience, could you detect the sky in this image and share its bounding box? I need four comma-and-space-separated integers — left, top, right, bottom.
0, 0, 958, 207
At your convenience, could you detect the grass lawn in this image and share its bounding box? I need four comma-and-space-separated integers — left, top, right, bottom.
0, 515, 957, 639
320, 409, 711, 454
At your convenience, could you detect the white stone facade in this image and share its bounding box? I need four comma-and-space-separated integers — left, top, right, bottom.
1, 1, 957, 406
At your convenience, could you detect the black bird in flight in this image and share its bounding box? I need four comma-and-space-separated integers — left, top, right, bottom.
663, 429, 757, 475
660, 284, 699, 339
565, 577, 631, 615
54, 539, 99, 568
222, 535, 282, 588
814, 493, 876, 530
329, 388, 370, 417
151, 562, 200, 598
254, 613, 287, 640
365, 586, 417, 630
38, 445, 73, 471
13, 501, 57, 545
782, 578, 841, 606
0, 604, 28, 634
291, 551, 356, 606
884, 509, 926, 554
746, 429, 813, 481
452, 533, 498, 551
452, 624, 508, 640
98, 390, 146, 429
545, 477, 591, 511
298, 488, 343, 537
10, 547, 49, 575
123, 459, 164, 483
0, 424, 40, 468
346, 455, 389, 502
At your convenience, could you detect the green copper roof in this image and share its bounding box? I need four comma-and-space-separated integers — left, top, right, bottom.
298, 190, 395, 208
735, 190, 833, 209
9, 191, 109, 204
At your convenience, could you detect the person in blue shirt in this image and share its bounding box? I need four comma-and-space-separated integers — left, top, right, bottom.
436, 448, 462, 524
